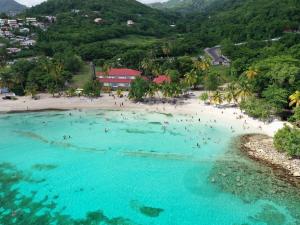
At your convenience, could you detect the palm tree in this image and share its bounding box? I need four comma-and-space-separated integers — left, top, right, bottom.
147, 84, 157, 98
236, 81, 252, 102
289, 91, 300, 108
225, 83, 238, 104
102, 63, 111, 77
141, 58, 153, 72
184, 71, 197, 89
162, 43, 171, 58
194, 59, 210, 72
245, 67, 258, 79
211, 91, 223, 105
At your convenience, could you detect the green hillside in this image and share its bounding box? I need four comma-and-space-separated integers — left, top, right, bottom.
177, 0, 300, 47
27, 0, 179, 62
0, 0, 27, 13
150, 0, 217, 13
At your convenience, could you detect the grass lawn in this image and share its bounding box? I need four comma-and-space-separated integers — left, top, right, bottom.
71, 63, 92, 88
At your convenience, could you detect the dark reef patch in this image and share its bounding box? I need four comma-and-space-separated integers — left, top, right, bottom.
208, 142, 300, 224
0, 163, 139, 225
130, 200, 164, 218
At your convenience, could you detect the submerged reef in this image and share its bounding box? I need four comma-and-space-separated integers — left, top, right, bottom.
0, 163, 138, 225
209, 144, 300, 224
130, 200, 164, 218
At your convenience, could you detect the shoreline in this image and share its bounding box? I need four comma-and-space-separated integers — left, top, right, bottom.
0, 92, 285, 136
1, 92, 299, 183
240, 134, 300, 184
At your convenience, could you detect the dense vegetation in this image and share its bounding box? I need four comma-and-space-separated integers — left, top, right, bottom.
150, 0, 217, 13
26, 0, 179, 64
177, 0, 300, 48
274, 125, 300, 157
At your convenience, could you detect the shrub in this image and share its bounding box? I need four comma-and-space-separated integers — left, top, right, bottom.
199, 92, 209, 102
128, 77, 150, 101
83, 80, 102, 97
288, 107, 300, 127
274, 125, 300, 157
240, 97, 272, 120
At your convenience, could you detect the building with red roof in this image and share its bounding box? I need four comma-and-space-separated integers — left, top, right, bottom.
153, 75, 171, 85
96, 68, 141, 89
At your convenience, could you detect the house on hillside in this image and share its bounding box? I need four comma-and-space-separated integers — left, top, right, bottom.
94, 18, 103, 24
97, 68, 141, 89
7, 20, 18, 28
26, 18, 37, 24
127, 20, 135, 26
6, 48, 21, 54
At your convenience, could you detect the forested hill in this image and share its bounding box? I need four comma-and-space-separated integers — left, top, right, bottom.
150, 0, 218, 13
0, 0, 27, 13
178, 0, 300, 47
28, 0, 170, 19
27, 0, 179, 63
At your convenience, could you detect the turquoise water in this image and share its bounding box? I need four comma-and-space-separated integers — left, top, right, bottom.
0, 110, 300, 225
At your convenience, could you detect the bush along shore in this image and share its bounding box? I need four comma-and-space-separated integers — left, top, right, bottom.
240, 134, 300, 182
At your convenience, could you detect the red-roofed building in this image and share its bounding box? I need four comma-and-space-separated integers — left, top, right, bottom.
96, 68, 141, 89
153, 75, 171, 85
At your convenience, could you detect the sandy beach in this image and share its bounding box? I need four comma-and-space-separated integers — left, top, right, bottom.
0, 91, 286, 137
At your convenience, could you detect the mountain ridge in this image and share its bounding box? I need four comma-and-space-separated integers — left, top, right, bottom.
0, 0, 27, 14
150, 0, 218, 13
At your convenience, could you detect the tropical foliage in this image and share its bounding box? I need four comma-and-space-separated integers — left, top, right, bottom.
274, 125, 300, 157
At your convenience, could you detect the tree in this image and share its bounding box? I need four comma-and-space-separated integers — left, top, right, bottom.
211, 91, 223, 105
236, 80, 252, 102
274, 125, 300, 157
83, 80, 102, 97
25, 82, 38, 98
245, 67, 258, 79
183, 71, 197, 89
129, 77, 150, 101
289, 91, 300, 108
262, 85, 289, 110
193, 59, 210, 72
225, 83, 238, 104
203, 71, 220, 91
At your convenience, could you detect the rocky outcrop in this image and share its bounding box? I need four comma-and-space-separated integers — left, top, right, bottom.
240, 134, 300, 178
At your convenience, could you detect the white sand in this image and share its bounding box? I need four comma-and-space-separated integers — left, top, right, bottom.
0, 91, 287, 137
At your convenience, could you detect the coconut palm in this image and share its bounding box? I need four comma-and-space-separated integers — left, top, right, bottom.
225, 83, 239, 104
245, 67, 258, 79
102, 63, 111, 77
116, 89, 123, 98
141, 58, 153, 71
236, 81, 252, 102
289, 91, 300, 108
194, 59, 210, 71
211, 91, 223, 105
147, 84, 157, 98
184, 71, 198, 89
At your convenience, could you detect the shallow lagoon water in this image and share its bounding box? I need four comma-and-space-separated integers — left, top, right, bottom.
0, 110, 299, 225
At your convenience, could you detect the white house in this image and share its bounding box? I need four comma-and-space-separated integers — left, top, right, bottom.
7, 20, 18, 28
0, 19, 6, 26
20, 28, 30, 33
6, 48, 21, 54
20, 39, 36, 47
94, 18, 103, 23
26, 18, 37, 23
127, 20, 135, 26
